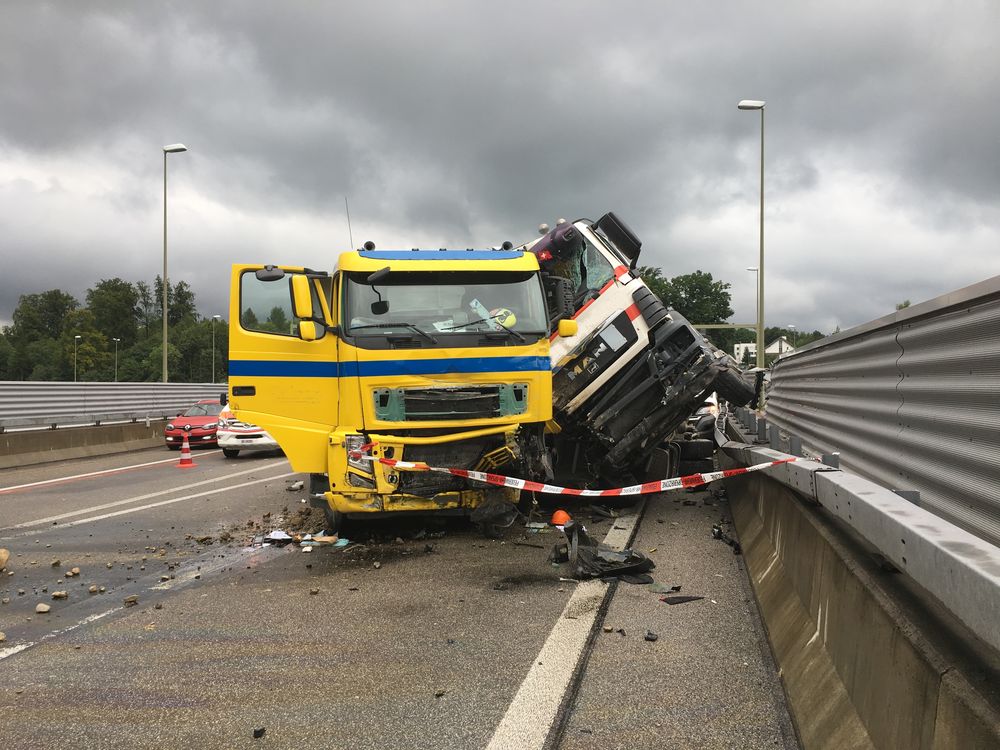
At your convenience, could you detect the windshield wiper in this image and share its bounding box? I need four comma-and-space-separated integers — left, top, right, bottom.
350, 322, 438, 344
444, 315, 526, 343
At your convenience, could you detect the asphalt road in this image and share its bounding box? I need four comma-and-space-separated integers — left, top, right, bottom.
0, 446, 796, 749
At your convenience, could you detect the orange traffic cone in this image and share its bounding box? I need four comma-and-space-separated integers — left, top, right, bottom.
551, 509, 571, 526
177, 433, 197, 469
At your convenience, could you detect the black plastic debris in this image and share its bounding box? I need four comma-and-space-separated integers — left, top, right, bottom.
553, 520, 655, 580
711, 524, 742, 554
644, 630, 659, 642
649, 582, 682, 594
660, 595, 704, 605
616, 573, 654, 585
253, 727, 266, 739
471, 496, 520, 538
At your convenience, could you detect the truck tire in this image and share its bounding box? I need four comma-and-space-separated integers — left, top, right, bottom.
222, 448, 240, 458
678, 458, 714, 476
679, 439, 714, 460
713, 368, 756, 406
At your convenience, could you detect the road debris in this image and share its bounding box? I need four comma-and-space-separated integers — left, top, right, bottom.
253, 727, 266, 739
35, 603, 51, 613
50, 559, 61, 567
51, 591, 68, 600
650, 583, 682, 594
0, 548, 9, 570
711, 524, 742, 554
123, 595, 139, 607
310, 588, 319, 595
0, 632, 5, 642
435, 689, 446, 698
644, 630, 659, 642
286, 480, 304, 492
660, 595, 705, 605
551, 520, 654, 580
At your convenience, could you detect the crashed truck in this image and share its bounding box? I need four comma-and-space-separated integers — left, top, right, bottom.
225, 212, 755, 532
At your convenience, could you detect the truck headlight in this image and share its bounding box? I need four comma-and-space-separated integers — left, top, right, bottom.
345, 434, 373, 473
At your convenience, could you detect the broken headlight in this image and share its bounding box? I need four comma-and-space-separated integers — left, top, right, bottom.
345, 434, 373, 473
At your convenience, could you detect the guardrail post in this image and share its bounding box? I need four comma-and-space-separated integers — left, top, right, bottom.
769, 425, 781, 450
757, 417, 768, 443
821, 452, 840, 469
748, 413, 757, 433
789, 435, 803, 456
893, 490, 921, 506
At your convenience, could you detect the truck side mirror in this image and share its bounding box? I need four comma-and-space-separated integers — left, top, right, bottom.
219, 392, 228, 406
558, 319, 578, 337
291, 275, 313, 319
298, 320, 324, 341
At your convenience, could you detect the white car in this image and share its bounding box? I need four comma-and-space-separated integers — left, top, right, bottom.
217, 407, 281, 458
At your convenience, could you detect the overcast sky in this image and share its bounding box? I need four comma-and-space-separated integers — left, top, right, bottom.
2, 1, 998, 335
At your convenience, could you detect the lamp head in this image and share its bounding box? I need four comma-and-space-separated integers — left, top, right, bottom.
738, 100, 765, 110
163, 144, 188, 153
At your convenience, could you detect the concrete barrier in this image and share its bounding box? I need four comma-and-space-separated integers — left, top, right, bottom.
720, 460, 1000, 749
0, 421, 169, 470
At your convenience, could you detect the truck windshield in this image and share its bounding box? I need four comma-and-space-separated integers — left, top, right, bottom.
344, 271, 548, 342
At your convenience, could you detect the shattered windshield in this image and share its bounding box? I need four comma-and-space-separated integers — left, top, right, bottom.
344, 271, 548, 343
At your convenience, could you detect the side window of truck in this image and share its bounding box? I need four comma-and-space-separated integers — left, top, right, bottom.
240, 271, 296, 336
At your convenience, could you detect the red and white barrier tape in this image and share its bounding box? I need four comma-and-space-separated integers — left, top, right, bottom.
358, 452, 797, 497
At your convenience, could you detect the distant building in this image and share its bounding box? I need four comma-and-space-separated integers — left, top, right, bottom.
734, 336, 796, 363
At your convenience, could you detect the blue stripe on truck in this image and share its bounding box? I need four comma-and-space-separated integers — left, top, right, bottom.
228, 356, 550, 378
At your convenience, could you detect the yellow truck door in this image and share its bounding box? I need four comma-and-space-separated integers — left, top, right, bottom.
227, 265, 338, 473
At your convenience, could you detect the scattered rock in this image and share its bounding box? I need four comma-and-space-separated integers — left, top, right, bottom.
160, 575, 170, 582
99, 586, 106, 593
51, 591, 68, 600
0, 631, 5, 642
253, 727, 266, 739
645, 630, 659, 642
123, 595, 139, 607
35, 603, 51, 614
1, 598, 8, 605
0, 547, 9, 570
71, 567, 80, 575
50, 559, 61, 567
372, 561, 381, 569
89, 585, 98, 594
106, 562, 113, 569
602, 625, 613, 633
286, 480, 304, 492
18, 589, 25, 596
195, 536, 213, 545
301, 546, 313, 554
309, 588, 320, 595
434, 689, 446, 698
154, 603, 163, 610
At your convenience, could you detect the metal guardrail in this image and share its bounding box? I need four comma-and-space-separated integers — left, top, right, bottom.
0, 382, 226, 431
718, 412, 1000, 656
763, 275, 1000, 548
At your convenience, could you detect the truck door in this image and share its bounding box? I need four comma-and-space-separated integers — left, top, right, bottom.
227, 265, 338, 473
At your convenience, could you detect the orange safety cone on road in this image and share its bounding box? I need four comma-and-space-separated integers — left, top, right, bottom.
177, 433, 197, 469
551, 509, 571, 526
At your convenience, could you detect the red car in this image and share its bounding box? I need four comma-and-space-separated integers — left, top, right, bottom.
164, 399, 224, 450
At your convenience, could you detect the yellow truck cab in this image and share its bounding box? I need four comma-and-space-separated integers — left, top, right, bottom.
227, 246, 575, 531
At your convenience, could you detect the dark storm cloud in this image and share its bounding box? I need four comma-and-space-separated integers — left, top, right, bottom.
1, 0, 998, 332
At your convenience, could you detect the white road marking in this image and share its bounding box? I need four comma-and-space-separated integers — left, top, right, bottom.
0, 607, 119, 662
0, 470, 296, 540
486, 500, 646, 750
4, 459, 289, 531
0, 451, 221, 494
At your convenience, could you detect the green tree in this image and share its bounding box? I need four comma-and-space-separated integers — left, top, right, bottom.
636, 268, 734, 324
896, 300, 911, 310
86, 278, 140, 346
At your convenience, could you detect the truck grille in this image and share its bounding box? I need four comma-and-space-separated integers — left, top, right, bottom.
373, 384, 527, 422
396, 438, 501, 496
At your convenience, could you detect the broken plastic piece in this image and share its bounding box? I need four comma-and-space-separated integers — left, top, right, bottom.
556, 520, 655, 580
660, 595, 704, 605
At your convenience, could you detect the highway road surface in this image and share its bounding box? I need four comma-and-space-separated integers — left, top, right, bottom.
0, 446, 797, 749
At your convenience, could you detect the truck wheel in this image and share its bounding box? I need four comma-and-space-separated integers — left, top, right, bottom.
222, 448, 240, 458
713, 368, 756, 406
679, 439, 714, 460
323, 506, 344, 535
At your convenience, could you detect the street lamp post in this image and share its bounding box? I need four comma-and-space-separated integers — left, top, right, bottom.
746, 266, 759, 361
738, 99, 765, 368
211, 315, 221, 383
112, 337, 121, 382
788, 324, 797, 351
73, 335, 82, 382
162, 143, 188, 383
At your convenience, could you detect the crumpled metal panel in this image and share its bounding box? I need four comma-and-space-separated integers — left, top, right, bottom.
0, 382, 223, 431
767, 278, 1000, 547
